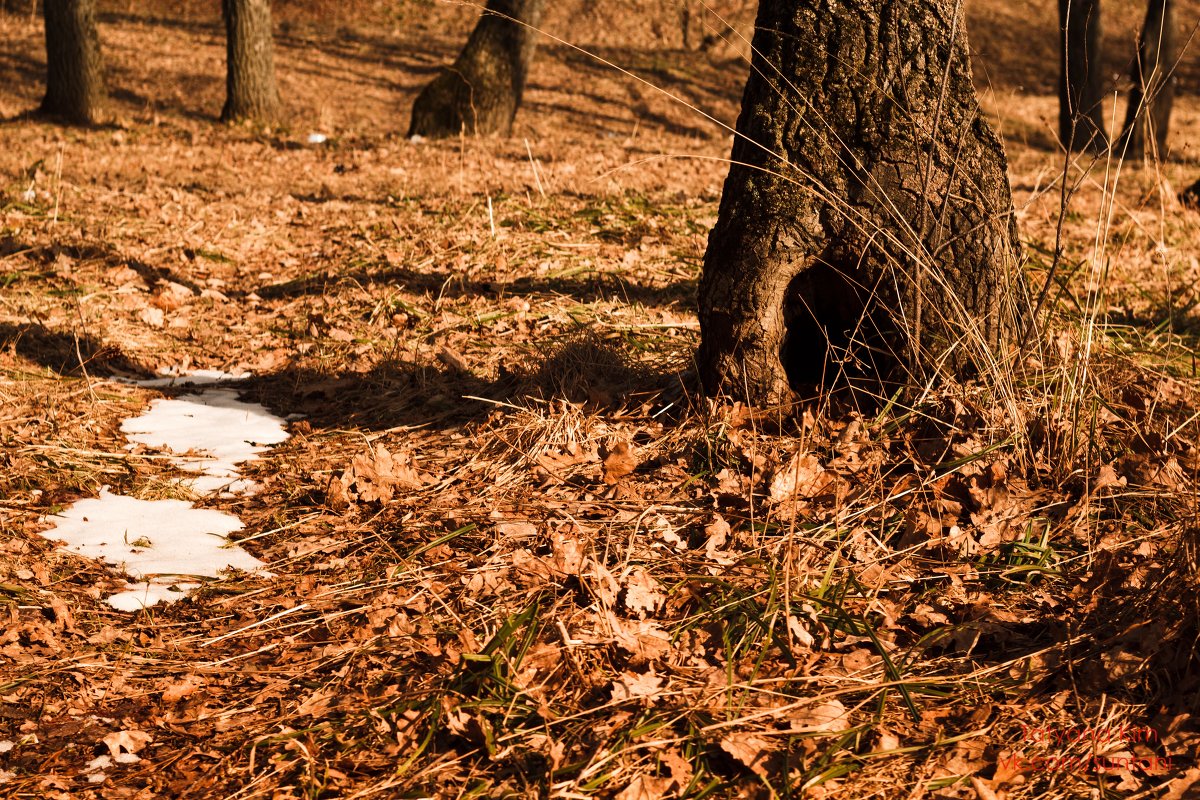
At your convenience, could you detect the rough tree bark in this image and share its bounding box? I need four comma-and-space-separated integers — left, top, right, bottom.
1118, 0, 1176, 162
1058, 0, 1107, 152
408, 0, 545, 138
221, 0, 280, 124
697, 0, 1022, 406
40, 0, 105, 124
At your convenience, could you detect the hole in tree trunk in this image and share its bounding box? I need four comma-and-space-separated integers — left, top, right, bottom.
780, 261, 902, 407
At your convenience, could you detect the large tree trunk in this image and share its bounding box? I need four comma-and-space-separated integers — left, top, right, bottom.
1118, 0, 1176, 162
698, 0, 1022, 407
40, 0, 104, 125
221, 0, 280, 124
1058, 0, 1107, 152
408, 0, 545, 138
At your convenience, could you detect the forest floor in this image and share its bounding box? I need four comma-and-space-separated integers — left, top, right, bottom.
3, 3, 1200, 799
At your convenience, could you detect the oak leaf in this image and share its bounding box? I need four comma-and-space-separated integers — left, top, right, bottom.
622, 568, 665, 617
602, 439, 639, 485
769, 451, 830, 502
719, 732, 775, 780
611, 669, 664, 701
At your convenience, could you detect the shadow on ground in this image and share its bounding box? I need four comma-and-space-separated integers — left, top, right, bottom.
255, 265, 697, 310
0, 322, 149, 377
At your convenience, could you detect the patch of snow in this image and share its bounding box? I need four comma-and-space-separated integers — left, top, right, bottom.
306, 132, 328, 144
134, 368, 251, 387
106, 581, 200, 612
120, 389, 289, 494
42, 370, 290, 610
85, 754, 111, 782
41, 490, 264, 581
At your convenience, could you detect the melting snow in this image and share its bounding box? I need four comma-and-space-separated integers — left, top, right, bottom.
107, 581, 201, 612
38, 371, 290, 611
134, 368, 251, 388
120, 390, 289, 495
41, 490, 264, 579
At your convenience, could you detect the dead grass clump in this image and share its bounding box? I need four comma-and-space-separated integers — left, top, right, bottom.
511, 331, 664, 407
471, 396, 602, 491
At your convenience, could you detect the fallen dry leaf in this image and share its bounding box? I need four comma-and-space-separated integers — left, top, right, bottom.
769, 451, 830, 502
602, 439, 639, 485
622, 568, 665, 616
719, 732, 775, 781
611, 669, 665, 701
614, 774, 672, 800
339, 444, 432, 504
102, 730, 152, 758
787, 699, 850, 733
161, 677, 203, 703
550, 527, 586, 575
607, 612, 671, 661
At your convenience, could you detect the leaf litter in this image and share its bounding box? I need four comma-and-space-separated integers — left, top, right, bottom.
3, 3, 1200, 799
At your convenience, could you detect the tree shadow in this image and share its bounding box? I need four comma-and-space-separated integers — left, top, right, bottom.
549, 45, 742, 136
524, 90, 716, 140
0, 321, 150, 377
241, 335, 692, 436
254, 264, 697, 310
2, 236, 206, 294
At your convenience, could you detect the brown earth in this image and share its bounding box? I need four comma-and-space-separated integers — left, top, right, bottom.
2, 2, 1200, 799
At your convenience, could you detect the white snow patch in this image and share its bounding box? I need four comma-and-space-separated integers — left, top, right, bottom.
106, 581, 201, 612
134, 368, 252, 388
306, 132, 328, 144
85, 754, 111, 782
120, 390, 289, 495
42, 371, 290, 610
41, 491, 264, 581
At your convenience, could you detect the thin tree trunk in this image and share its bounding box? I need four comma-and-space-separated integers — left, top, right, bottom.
698, 0, 1022, 406
1119, 0, 1176, 162
1058, 0, 1107, 152
221, 0, 280, 124
40, 0, 104, 125
408, 0, 545, 138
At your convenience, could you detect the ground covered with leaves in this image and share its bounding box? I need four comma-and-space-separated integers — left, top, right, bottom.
3, 3, 1200, 799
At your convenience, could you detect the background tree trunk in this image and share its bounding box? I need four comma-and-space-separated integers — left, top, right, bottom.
1118, 0, 1176, 162
1058, 0, 1107, 152
698, 0, 1022, 407
221, 0, 280, 124
41, 0, 104, 124
408, 0, 545, 138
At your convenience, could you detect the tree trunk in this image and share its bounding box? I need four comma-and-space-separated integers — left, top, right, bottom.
221, 0, 280, 124
40, 0, 104, 125
1118, 0, 1176, 162
1058, 0, 1107, 152
408, 0, 545, 138
698, 0, 1022, 407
